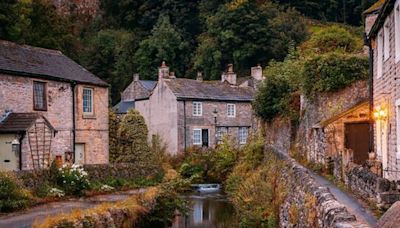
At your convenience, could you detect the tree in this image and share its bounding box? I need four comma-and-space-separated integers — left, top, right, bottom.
116, 109, 152, 164
80, 29, 136, 104
194, 0, 307, 78
134, 16, 190, 80
108, 109, 120, 163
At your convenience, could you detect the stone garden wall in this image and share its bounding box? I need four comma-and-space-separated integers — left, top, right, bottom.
270, 149, 365, 227
346, 164, 400, 210
14, 163, 161, 191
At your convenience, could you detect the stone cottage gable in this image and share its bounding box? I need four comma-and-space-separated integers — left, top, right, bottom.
120, 75, 157, 101
0, 40, 107, 87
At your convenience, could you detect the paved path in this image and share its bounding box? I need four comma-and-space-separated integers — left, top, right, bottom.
309, 172, 378, 227
0, 189, 146, 228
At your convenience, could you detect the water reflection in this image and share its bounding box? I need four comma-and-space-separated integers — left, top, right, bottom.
172, 193, 237, 228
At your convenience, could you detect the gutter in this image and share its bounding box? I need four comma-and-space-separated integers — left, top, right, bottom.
71, 82, 77, 163
365, 33, 374, 153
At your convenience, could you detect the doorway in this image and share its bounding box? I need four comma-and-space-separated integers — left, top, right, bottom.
345, 122, 370, 165
202, 129, 209, 147
74, 143, 85, 164
0, 134, 19, 171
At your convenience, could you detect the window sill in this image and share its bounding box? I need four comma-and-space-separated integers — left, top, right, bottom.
82, 114, 96, 119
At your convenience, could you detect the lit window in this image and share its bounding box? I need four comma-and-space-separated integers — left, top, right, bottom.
395, 4, 400, 62
239, 127, 248, 145
193, 102, 202, 116
33, 81, 47, 110
384, 20, 390, 61
193, 129, 202, 145
377, 31, 383, 78
227, 104, 236, 117
83, 88, 93, 114
216, 127, 228, 144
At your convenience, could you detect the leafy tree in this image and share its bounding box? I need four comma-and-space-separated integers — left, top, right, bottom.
109, 109, 120, 162
134, 16, 190, 79
116, 109, 152, 164
194, 0, 307, 78
80, 29, 136, 103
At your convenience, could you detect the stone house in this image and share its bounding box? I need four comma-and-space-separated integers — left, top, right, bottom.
116, 62, 261, 154
366, 0, 400, 180
0, 40, 109, 171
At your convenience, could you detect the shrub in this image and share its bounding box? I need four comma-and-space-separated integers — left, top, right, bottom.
302, 53, 368, 98
208, 138, 239, 182
109, 109, 120, 162
56, 164, 90, 196
0, 171, 32, 212
307, 25, 361, 53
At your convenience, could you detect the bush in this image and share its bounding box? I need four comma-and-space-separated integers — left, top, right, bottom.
302, 53, 368, 98
0, 171, 32, 212
208, 138, 239, 182
56, 164, 90, 196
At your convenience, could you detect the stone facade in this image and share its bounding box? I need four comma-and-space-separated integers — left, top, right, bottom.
368, 0, 400, 180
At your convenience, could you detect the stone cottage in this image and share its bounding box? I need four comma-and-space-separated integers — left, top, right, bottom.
366, 0, 400, 180
0, 40, 109, 171
116, 62, 261, 154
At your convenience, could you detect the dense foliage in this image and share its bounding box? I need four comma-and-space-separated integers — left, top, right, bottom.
254, 24, 368, 121
0, 172, 32, 212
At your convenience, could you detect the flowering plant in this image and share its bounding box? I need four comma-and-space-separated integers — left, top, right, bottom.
48, 188, 65, 198
56, 164, 90, 196
100, 184, 115, 192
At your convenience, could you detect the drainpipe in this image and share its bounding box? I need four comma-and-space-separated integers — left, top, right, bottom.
365, 33, 374, 153
184, 100, 187, 152
18, 132, 24, 170
71, 82, 77, 163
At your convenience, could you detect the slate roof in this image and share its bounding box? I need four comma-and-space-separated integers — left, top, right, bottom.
113, 101, 135, 114
0, 113, 54, 133
164, 78, 255, 101
0, 40, 108, 87
140, 80, 157, 91
368, 0, 396, 38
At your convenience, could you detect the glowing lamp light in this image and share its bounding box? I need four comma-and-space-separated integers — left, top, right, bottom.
373, 107, 388, 120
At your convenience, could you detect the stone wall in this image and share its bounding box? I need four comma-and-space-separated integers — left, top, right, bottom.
346, 164, 400, 210
271, 149, 366, 227
264, 118, 292, 155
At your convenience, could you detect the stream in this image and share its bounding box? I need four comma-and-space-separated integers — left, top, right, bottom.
171, 191, 238, 228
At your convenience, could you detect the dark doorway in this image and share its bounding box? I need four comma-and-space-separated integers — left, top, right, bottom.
202, 129, 209, 147
345, 122, 370, 165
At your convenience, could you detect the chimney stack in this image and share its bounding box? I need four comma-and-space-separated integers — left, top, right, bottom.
133, 73, 140, 82
196, 72, 203, 82
158, 61, 169, 80
251, 64, 263, 81
169, 72, 176, 79
221, 64, 237, 85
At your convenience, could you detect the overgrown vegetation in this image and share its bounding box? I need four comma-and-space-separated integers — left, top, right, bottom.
0, 172, 32, 212
254, 24, 368, 121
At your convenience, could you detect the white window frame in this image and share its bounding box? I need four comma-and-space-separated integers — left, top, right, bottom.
384, 19, 390, 61
238, 127, 248, 145
193, 129, 202, 145
227, 104, 236, 117
377, 30, 384, 79
83, 87, 94, 115
396, 99, 400, 159
192, 102, 202, 116
395, 2, 400, 62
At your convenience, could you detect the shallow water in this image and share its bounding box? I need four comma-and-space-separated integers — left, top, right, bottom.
171, 192, 238, 228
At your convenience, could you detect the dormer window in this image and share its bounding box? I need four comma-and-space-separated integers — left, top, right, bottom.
193, 102, 202, 116
33, 81, 47, 111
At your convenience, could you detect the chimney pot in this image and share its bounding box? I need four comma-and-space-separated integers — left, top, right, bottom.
169, 72, 176, 79
158, 61, 169, 80
133, 73, 139, 82
251, 65, 263, 81
197, 72, 203, 82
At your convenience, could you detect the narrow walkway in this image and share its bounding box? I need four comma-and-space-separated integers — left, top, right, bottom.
309, 172, 378, 227
0, 188, 146, 228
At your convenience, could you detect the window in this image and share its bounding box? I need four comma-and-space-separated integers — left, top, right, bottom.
384, 19, 390, 61
216, 127, 228, 144
83, 88, 93, 114
396, 4, 400, 62
239, 127, 248, 145
227, 104, 236, 117
33, 81, 47, 110
377, 31, 383, 78
192, 102, 202, 116
193, 129, 202, 145
396, 99, 400, 159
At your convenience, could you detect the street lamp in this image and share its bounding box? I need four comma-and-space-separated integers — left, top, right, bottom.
213, 108, 218, 146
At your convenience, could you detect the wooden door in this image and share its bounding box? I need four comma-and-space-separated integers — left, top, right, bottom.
74, 143, 85, 164
202, 129, 209, 147
0, 134, 19, 171
345, 122, 370, 165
